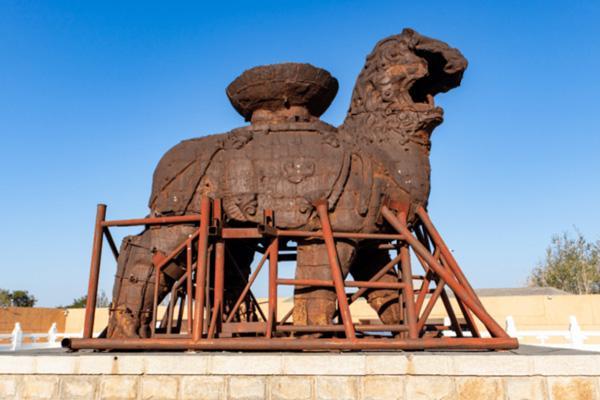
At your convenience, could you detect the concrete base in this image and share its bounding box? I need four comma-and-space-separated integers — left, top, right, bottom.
0, 346, 599, 399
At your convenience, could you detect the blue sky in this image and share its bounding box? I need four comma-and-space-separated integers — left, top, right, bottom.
1, 1, 599, 306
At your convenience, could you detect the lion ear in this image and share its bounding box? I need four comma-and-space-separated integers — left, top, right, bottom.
401, 27, 416, 37
403, 30, 468, 95
410, 32, 468, 76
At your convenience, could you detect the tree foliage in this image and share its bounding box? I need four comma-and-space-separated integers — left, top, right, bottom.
63, 290, 110, 308
0, 289, 37, 307
529, 230, 600, 294
0, 289, 11, 307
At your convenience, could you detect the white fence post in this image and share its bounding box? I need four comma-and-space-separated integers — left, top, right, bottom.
569, 315, 585, 346
505, 315, 518, 337
48, 323, 58, 346
10, 323, 23, 351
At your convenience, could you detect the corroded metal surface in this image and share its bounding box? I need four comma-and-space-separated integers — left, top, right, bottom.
73, 200, 518, 351
86, 28, 512, 352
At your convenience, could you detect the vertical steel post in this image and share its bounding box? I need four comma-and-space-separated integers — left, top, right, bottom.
151, 264, 161, 336
266, 237, 278, 338
193, 196, 211, 341
398, 216, 418, 339
211, 200, 225, 338
83, 204, 106, 339
315, 201, 355, 339
186, 237, 193, 334
214, 202, 224, 314
209, 242, 225, 337
265, 209, 278, 338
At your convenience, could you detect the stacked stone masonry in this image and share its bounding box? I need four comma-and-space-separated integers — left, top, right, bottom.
0, 352, 599, 399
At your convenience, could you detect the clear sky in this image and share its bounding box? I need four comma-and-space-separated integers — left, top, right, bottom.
1, 1, 599, 307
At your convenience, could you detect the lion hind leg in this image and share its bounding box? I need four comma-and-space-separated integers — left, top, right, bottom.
108, 226, 196, 339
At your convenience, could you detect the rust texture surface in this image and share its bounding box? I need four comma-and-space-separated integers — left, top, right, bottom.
71, 29, 515, 352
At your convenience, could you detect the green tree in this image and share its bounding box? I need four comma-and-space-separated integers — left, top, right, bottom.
66, 295, 88, 308
0, 289, 11, 307
528, 230, 600, 294
0, 289, 36, 307
63, 291, 110, 308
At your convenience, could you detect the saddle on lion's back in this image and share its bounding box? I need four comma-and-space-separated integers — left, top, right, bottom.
149, 63, 353, 229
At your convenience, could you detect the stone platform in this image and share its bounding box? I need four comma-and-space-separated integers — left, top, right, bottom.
0, 346, 599, 399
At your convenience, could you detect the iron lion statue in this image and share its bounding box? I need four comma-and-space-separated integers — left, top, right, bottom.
108, 28, 468, 339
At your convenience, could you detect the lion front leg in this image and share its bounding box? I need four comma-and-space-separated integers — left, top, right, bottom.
293, 240, 356, 327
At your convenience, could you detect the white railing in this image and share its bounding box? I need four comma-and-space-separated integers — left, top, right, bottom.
442, 315, 600, 351
0, 323, 92, 352
504, 315, 600, 351
2, 316, 600, 351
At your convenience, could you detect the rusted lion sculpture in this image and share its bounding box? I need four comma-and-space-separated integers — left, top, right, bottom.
108, 28, 467, 339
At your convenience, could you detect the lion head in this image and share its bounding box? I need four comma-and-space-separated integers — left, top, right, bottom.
347, 28, 468, 136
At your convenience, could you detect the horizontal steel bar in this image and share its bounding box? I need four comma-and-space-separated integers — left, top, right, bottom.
222, 322, 268, 334
221, 228, 263, 239
102, 215, 201, 227
277, 278, 406, 290
102, 217, 405, 242
275, 230, 405, 240
276, 324, 409, 333
64, 337, 518, 351
221, 227, 405, 241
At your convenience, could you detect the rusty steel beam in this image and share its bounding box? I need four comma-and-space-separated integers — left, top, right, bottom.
166, 273, 188, 334
275, 230, 405, 241
277, 279, 406, 290
102, 214, 201, 227
381, 206, 508, 339
65, 336, 518, 351
349, 253, 403, 303
316, 201, 355, 339
267, 237, 278, 338
212, 200, 225, 333
440, 289, 463, 338
224, 243, 273, 324
416, 280, 446, 333
209, 235, 225, 338
192, 196, 211, 341
83, 204, 106, 339
416, 207, 483, 307
276, 324, 409, 333
414, 249, 440, 315
102, 227, 120, 261
399, 237, 418, 339
220, 227, 405, 241
185, 238, 193, 334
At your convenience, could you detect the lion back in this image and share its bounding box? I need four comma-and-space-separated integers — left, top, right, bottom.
149, 133, 226, 216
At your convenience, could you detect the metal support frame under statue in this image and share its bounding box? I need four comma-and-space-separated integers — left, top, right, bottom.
63, 196, 518, 351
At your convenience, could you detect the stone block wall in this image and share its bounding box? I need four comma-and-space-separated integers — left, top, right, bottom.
0, 351, 599, 399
